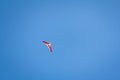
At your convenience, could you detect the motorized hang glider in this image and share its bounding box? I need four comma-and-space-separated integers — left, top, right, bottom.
43, 41, 52, 52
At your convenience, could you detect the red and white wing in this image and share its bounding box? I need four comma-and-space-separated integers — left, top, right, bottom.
43, 41, 52, 52
48, 45, 52, 52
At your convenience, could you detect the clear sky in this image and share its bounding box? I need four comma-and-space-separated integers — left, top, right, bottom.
1, 0, 120, 80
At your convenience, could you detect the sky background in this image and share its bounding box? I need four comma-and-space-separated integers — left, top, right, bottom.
0, 0, 120, 80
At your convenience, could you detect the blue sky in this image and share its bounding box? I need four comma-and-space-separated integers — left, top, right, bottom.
1, 0, 120, 80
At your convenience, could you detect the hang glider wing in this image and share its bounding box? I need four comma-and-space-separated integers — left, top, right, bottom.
43, 41, 52, 52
